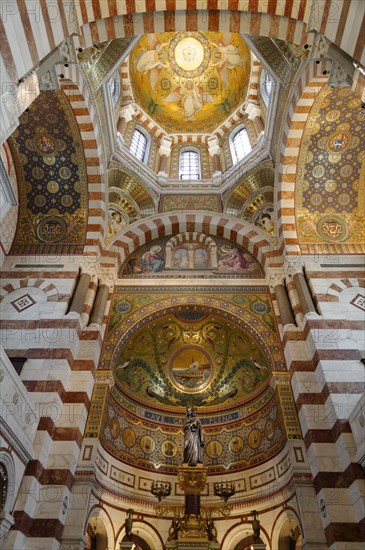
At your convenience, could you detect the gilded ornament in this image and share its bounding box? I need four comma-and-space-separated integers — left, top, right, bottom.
324, 179, 337, 192
316, 214, 348, 241
248, 429, 262, 449
47, 180, 59, 193
36, 215, 68, 242
338, 193, 350, 206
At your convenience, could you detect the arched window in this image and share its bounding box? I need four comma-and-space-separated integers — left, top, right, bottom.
230, 127, 252, 164
130, 127, 150, 164
179, 149, 201, 180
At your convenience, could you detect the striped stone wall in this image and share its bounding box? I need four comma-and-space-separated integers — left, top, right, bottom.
61, 65, 108, 258
280, 263, 365, 548
277, 62, 328, 254
0, 261, 112, 548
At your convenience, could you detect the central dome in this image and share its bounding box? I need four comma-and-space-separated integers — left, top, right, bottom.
129, 32, 251, 133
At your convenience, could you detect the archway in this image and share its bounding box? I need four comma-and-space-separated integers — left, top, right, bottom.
104, 211, 275, 271
85, 516, 108, 550
61, 65, 108, 253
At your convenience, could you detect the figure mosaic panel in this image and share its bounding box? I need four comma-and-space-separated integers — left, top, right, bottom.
119, 235, 264, 278
296, 86, 365, 250
9, 91, 88, 253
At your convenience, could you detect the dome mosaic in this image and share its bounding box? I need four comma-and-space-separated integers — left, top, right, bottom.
129, 31, 251, 133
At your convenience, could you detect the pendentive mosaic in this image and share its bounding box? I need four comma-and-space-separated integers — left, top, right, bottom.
296, 86, 365, 249
9, 91, 88, 253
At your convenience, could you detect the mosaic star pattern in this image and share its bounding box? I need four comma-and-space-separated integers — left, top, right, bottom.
297, 86, 365, 247
9, 91, 88, 253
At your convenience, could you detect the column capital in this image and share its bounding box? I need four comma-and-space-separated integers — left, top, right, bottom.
94, 371, 114, 387
159, 136, 173, 158
119, 103, 135, 123
80, 264, 97, 278
270, 372, 291, 389
207, 136, 221, 157
99, 272, 116, 290
267, 270, 285, 290
284, 260, 304, 279
309, 33, 330, 61
244, 102, 262, 121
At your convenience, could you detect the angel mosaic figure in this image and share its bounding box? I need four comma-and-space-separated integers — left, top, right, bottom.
164, 79, 214, 120
210, 32, 244, 88
135, 35, 169, 89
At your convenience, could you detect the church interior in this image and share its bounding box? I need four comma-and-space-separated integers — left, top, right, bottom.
0, 2, 364, 549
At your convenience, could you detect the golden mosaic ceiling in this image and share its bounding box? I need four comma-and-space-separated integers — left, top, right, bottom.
129, 32, 251, 133
297, 86, 365, 253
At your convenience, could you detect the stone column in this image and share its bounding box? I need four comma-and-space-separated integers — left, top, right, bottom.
89, 282, 110, 326
80, 273, 98, 327
69, 272, 92, 314
158, 136, 172, 183
269, 273, 295, 327
245, 102, 264, 134
293, 272, 316, 315
294, 483, 327, 550
207, 136, 221, 182
117, 104, 135, 142
60, 481, 90, 550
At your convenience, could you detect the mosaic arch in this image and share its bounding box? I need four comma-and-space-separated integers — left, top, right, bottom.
9, 63, 109, 257
103, 212, 275, 271
110, 310, 274, 410
129, 32, 251, 133
101, 291, 285, 383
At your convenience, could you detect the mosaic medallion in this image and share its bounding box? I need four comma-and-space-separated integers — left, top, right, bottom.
248, 429, 262, 449
140, 435, 155, 454
35, 134, 57, 154
316, 214, 348, 241
168, 32, 210, 78
161, 440, 177, 458
36, 215, 68, 243
122, 427, 136, 448
169, 345, 214, 393
229, 436, 244, 455
206, 440, 223, 459
110, 417, 120, 439
328, 131, 349, 153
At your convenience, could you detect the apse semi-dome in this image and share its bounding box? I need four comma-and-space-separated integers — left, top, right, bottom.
129, 31, 251, 134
